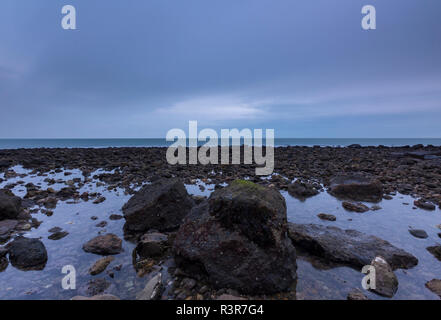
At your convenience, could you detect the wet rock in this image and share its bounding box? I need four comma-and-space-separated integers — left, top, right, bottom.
0, 256, 8, 272
82, 233, 122, 255
347, 289, 369, 300
135, 232, 169, 258
370, 256, 398, 298
329, 173, 383, 202
408, 229, 428, 239
0, 219, 18, 242
48, 227, 62, 233
109, 214, 123, 220
181, 277, 197, 290
287, 180, 319, 200
48, 231, 69, 240
342, 201, 369, 213
93, 196, 106, 204
122, 178, 194, 233
427, 245, 441, 261
96, 221, 108, 228
317, 213, 336, 221
174, 180, 297, 294
136, 273, 163, 300
71, 294, 120, 300
80, 278, 111, 296
414, 199, 436, 211
0, 246, 7, 258
0, 189, 22, 220
425, 279, 441, 298
288, 223, 418, 270
7, 237, 48, 270
371, 205, 382, 211
89, 256, 114, 275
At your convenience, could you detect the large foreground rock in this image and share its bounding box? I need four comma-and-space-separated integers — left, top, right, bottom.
82, 234, 122, 255
288, 223, 418, 270
7, 237, 48, 270
122, 178, 194, 233
0, 189, 22, 220
328, 173, 383, 202
174, 180, 297, 294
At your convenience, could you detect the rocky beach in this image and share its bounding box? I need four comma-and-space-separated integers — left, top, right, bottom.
1, 145, 441, 300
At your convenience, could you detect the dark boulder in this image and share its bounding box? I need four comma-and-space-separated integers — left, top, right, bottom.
7, 237, 48, 270
82, 234, 122, 255
122, 178, 194, 233
288, 223, 418, 270
174, 180, 297, 294
329, 173, 383, 202
0, 189, 22, 220
287, 180, 319, 200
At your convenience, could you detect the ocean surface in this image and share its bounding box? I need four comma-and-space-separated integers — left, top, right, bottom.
1, 138, 441, 149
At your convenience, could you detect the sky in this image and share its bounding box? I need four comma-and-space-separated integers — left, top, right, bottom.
0, 0, 440, 138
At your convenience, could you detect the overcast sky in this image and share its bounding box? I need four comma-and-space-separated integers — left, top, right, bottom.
1, 0, 440, 138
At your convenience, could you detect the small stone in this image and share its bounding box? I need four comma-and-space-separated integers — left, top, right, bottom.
427, 245, 441, 261
408, 229, 428, 239
91, 216, 98, 220
342, 201, 369, 213
82, 234, 123, 255
81, 278, 111, 296
48, 227, 62, 233
109, 214, 123, 220
347, 289, 369, 300
425, 279, 441, 298
317, 213, 336, 221
414, 199, 436, 211
93, 197, 106, 204
89, 256, 114, 275
48, 231, 69, 240
96, 221, 108, 228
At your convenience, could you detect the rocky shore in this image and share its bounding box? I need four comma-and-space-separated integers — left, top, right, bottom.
0, 145, 441, 300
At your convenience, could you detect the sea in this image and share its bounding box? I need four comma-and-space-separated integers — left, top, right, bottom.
0, 138, 441, 149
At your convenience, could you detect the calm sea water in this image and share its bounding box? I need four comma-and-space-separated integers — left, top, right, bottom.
1, 138, 441, 149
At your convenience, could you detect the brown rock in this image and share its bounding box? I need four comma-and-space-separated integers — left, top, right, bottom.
89, 256, 114, 275
83, 234, 122, 255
